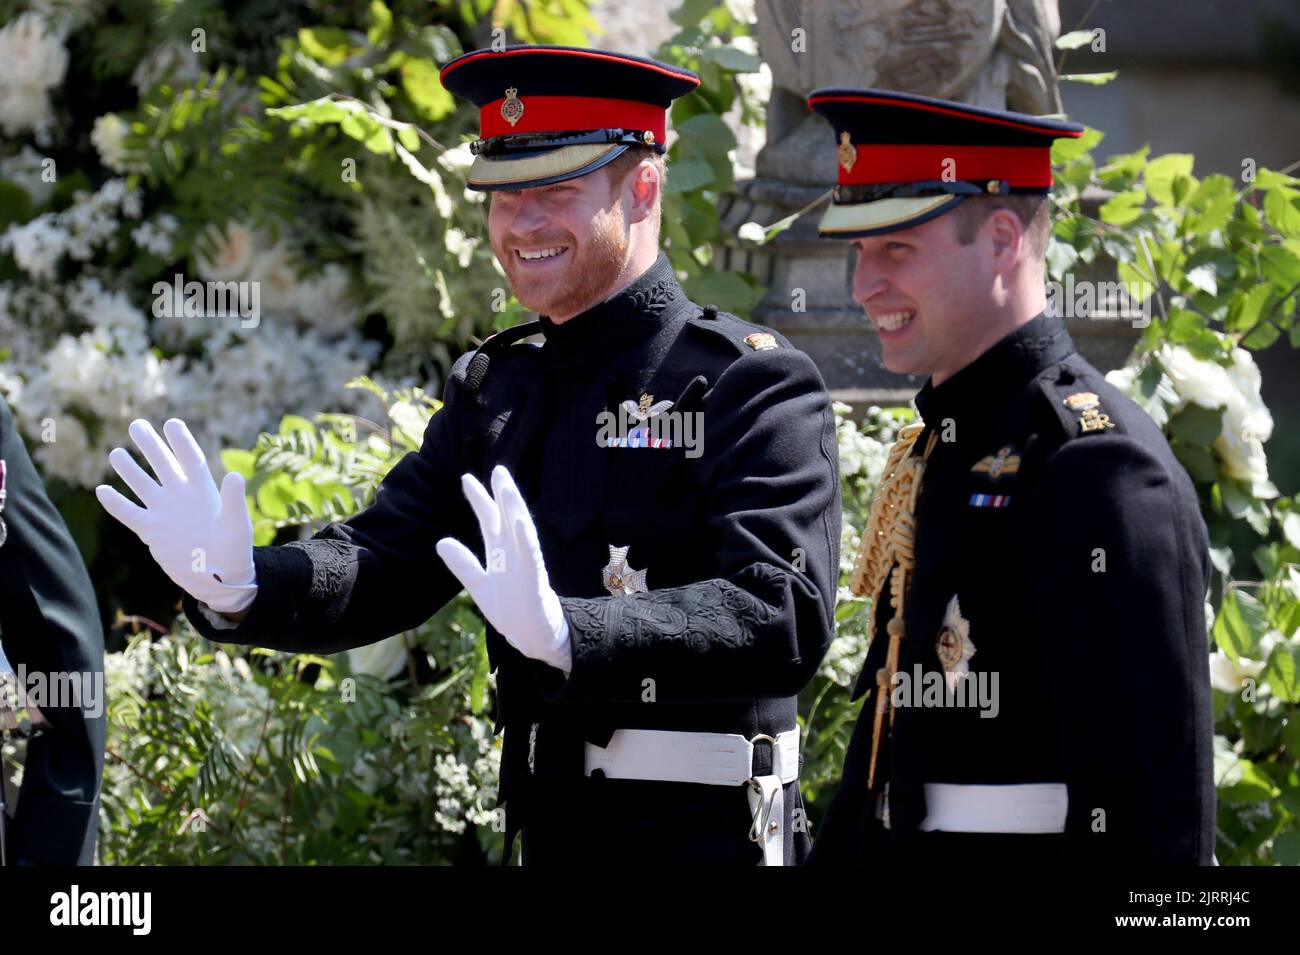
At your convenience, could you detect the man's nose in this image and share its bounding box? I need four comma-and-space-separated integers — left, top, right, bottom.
852, 259, 889, 309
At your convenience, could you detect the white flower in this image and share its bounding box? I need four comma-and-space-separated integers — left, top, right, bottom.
91, 113, 133, 173
1208, 630, 1286, 694
347, 636, 410, 681
0, 146, 55, 208
737, 221, 767, 244
724, 0, 758, 23
294, 263, 358, 332
435, 143, 474, 175
132, 41, 202, 96
1103, 364, 1138, 394
0, 13, 68, 90
248, 239, 300, 313
1158, 344, 1233, 411
195, 221, 256, 282
0, 212, 67, 279
0, 83, 54, 136
1216, 347, 1274, 493
130, 214, 178, 258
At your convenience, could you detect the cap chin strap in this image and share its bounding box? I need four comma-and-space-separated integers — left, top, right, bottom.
833, 179, 1049, 204
472, 127, 666, 157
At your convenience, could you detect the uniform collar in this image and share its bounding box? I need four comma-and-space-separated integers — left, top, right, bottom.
538, 253, 688, 369
913, 311, 1075, 424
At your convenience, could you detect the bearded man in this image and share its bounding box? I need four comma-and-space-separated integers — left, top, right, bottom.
95, 45, 841, 866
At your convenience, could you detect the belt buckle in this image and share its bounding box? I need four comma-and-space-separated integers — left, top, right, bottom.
746, 734, 780, 843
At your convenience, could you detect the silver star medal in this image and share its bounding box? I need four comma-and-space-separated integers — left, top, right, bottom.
602, 544, 647, 597
935, 594, 975, 693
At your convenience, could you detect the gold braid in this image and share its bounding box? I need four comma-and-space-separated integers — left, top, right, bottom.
849, 421, 938, 789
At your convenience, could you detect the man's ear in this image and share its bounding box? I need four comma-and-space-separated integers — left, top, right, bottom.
625, 159, 660, 225
984, 207, 1024, 273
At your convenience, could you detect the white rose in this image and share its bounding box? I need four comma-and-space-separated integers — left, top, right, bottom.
1158, 344, 1232, 411
0, 83, 54, 136
1104, 364, 1139, 395
91, 113, 132, 173
0, 13, 69, 89
1215, 348, 1274, 493
195, 221, 255, 282
347, 636, 409, 681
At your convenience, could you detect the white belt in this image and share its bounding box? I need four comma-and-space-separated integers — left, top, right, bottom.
583, 727, 800, 866
918, 782, 1068, 834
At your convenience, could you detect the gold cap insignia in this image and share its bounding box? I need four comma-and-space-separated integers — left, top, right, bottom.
745, 332, 778, 351
838, 132, 856, 173
501, 87, 524, 127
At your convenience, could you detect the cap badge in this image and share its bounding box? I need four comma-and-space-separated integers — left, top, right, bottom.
501, 87, 525, 127
838, 131, 856, 172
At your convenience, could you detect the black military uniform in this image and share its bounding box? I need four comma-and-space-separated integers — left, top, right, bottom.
805, 90, 1215, 865
183, 47, 842, 865
0, 396, 106, 865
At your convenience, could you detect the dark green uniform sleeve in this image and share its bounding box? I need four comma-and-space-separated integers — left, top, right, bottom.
552, 347, 841, 704
182, 362, 481, 654
0, 397, 105, 865
1023, 434, 1215, 863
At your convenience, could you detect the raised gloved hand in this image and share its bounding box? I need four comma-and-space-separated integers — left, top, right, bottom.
436, 465, 571, 673
95, 418, 258, 616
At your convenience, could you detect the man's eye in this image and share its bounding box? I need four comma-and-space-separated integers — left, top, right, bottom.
886, 242, 910, 253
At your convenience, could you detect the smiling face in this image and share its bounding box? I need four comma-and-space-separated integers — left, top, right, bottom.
488, 164, 635, 321
851, 200, 1037, 385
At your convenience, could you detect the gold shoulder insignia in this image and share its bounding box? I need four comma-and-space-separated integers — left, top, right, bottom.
1063, 391, 1115, 434
744, 332, 778, 351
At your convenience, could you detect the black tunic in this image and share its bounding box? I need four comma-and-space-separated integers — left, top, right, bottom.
183, 254, 842, 864
0, 396, 106, 865
811, 312, 1216, 866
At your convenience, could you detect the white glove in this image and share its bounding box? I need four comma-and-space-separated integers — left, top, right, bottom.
95, 418, 258, 616
436, 465, 571, 673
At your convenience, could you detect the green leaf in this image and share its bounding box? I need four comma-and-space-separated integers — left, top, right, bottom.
1169, 403, 1223, 445
1050, 126, 1103, 164
401, 59, 455, 122
1098, 145, 1150, 183
1263, 187, 1300, 238
1263, 643, 1300, 703
1184, 174, 1237, 235
1225, 281, 1274, 333
1219, 758, 1282, 804
1059, 71, 1118, 85
298, 27, 358, 67
1145, 153, 1195, 206
1099, 189, 1147, 226
1259, 244, 1300, 292
663, 156, 714, 194
1214, 588, 1267, 661
1055, 29, 1097, 50
682, 270, 763, 314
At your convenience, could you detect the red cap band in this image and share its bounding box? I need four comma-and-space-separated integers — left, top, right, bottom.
840, 144, 1054, 188
480, 95, 667, 141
